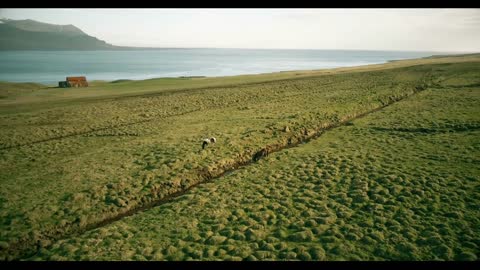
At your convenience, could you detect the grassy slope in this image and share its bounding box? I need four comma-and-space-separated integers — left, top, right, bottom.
28, 68, 480, 261
0, 54, 479, 260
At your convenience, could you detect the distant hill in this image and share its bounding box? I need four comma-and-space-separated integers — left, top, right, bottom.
0, 18, 128, 50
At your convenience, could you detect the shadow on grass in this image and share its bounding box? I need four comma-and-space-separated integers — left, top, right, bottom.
370, 125, 480, 134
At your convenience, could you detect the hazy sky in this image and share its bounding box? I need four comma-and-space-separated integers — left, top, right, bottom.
1, 8, 479, 52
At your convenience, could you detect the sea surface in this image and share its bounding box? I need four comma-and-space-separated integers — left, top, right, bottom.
0, 49, 452, 85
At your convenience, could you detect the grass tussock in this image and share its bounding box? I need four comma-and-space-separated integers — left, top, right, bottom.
1, 55, 479, 260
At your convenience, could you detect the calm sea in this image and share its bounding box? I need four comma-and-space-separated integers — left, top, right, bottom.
0, 49, 450, 85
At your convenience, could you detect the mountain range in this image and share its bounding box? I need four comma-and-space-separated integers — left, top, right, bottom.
0, 18, 133, 50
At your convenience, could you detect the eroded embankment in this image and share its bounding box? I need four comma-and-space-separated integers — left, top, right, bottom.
0, 80, 436, 261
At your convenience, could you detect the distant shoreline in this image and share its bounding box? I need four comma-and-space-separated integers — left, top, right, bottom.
1, 52, 479, 113
0, 50, 478, 86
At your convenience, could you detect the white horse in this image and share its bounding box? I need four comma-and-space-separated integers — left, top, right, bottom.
202, 137, 217, 149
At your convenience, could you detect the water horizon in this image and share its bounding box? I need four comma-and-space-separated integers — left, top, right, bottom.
0, 48, 459, 85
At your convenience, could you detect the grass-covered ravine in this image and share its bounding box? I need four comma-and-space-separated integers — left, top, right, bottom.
0, 55, 479, 260
26, 68, 480, 261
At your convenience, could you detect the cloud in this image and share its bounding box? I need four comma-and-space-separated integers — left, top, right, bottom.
0, 8, 478, 52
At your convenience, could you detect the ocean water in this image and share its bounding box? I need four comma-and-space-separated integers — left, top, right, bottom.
0, 49, 449, 85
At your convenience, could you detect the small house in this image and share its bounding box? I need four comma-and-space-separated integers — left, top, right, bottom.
58, 76, 88, 88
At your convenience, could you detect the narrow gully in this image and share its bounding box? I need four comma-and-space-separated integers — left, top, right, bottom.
5, 82, 434, 261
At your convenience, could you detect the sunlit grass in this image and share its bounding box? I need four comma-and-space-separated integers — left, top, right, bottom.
0, 55, 479, 260
31, 83, 480, 261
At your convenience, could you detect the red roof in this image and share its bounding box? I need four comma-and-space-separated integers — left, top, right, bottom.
66, 76, 87, 82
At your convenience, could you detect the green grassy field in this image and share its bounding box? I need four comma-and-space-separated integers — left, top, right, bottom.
1, 53, 478, 113
0, 54, 479, 260
27, 79, 480, 261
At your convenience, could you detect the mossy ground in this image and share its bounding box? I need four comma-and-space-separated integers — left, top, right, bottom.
0, 55, 479, 260
27, 76, 480, 261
